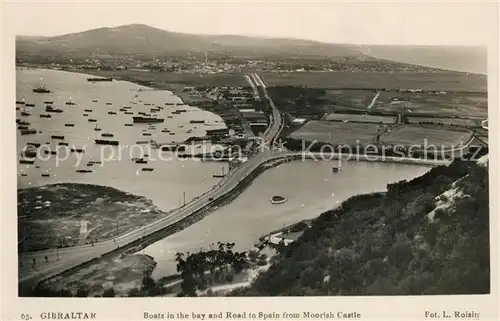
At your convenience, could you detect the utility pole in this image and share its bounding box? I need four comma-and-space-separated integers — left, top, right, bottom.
183, 191, 186, 206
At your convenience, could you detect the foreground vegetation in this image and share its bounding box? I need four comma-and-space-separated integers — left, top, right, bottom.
230, 159, 489, 295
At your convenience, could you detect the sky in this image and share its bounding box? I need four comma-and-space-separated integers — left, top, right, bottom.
5, 1, 498, 46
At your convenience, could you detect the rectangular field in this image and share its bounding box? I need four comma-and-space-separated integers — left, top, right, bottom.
372, 91, 487, 118
260, 71, 487, 92
407, 117, 480, 127
322, 113, 397, 124
380, 124, 473, 147
289, 120, 380, 146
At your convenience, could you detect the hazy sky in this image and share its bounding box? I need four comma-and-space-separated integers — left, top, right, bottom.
6, 1, 497, 45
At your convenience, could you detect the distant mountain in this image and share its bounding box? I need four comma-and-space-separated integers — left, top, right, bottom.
16, 24, 364, 59
16, 24, 487, 74
358, 45, 487, 75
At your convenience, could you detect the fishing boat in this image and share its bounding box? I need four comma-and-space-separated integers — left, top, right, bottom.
41, 174, 50, 177
33, 85, 51, 94
65, 123, 75, 127
51, 135, 64, 140
27, 142, 41, 148
46, 106, 63, 113
101, 133, 114, 138
271, 196, 287, 205
58, 142, 69, 146
95, 139, 119, 146
17, 125, 29, 130
71, 148, 85, 153
76, 169, 93, 173
87, 77, 113, 82
125, 124, 133, 127
105, 102, 112, 105
92, 99, 98, 102
39, 114, 51, 118
21, 111, 31, 116
21, 129, 37, 135
16, 100, 26, 104
135, 159, 148, 164
43, 101, 54, 104
141, 168, 154, 172
84, 109, 93, 112
88, 119, 97, 122
19, 159, 35, 165
25, 103, 35, 107
108, 111, 117, 115
133, 116, 164, 123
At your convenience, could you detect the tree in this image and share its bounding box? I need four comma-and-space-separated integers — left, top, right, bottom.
102, 288, 115, 297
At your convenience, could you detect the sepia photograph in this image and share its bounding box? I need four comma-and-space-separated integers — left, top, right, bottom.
2, 1, 498, 316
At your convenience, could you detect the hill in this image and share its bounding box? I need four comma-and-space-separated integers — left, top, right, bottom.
16, 24, 364, 59
359, 45, 487, 74
231, 158, 490, 296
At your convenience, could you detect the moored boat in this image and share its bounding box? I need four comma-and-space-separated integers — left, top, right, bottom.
95, 139, 119, 146
133, 116, 164, 123
271, 196, 287, 204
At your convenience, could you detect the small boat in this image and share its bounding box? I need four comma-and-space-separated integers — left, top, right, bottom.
92, 99, 98, 102
43, 101, 54, 104
124, 112, 133, 115
190, 120, 205, 124
65, 123, 75, 127
87, 77, 113, 82
136, 141, 148, 144
17, 125, 29, 130
105, 102, 112, 105
83, 113, 89, 116
169, 133, 175, 135
143, 133, 152, 136
19, 159, 35, 165
70, 148, 85, 153
108, 111, 117, 115
46, 106, 63, 113
21, 111, 31, 116
95, 139, 119, 146
88, 119, 97, 122
271, 196, 287, 205
20, 173, 27, 177
142, 168, 154, 172
84, 109, 93, 112
40, 114, 51, 118
51, 135, 64, 140
94, 127, 101, 131
76, 169, 93, 173
119, 108, 126, 112
133, 117, 162, 123
41, 174, 50, 177
23, 149, 37, 158
43, 150, 57, 155
21, 129, 37, 135
167, 116, 173, 118
65, 101, 76, 106
16, 107, 20, 110
135, 159, 148, 164
58, 142, 69, 146
27, 142, 41, 148
33, 85, 51, 93
125, 124, 133, 127
101, 133, 114, 137
25, 104, 35, 107
18, 120, 30, 125
161, 129, 170, 133
144, 103, 152, 106
16, 100, 26, 104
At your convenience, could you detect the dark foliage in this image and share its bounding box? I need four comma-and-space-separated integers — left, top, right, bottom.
232, 160, 489, 296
